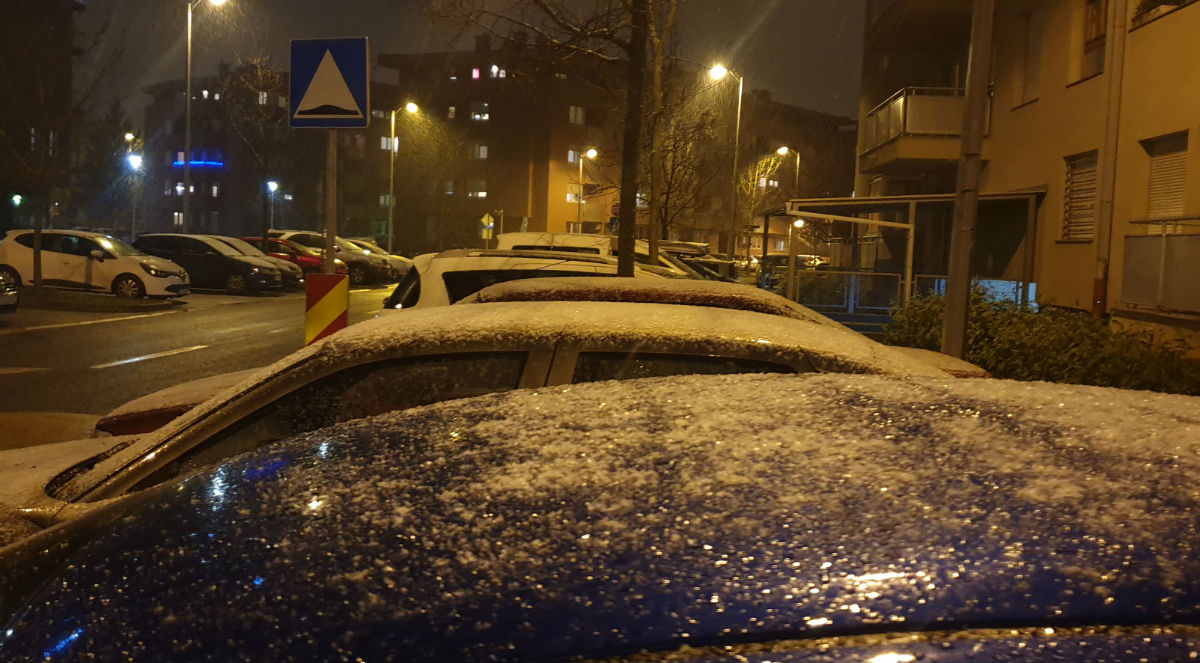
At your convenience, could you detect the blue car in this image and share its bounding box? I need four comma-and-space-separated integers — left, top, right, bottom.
3, 372, 1200, 661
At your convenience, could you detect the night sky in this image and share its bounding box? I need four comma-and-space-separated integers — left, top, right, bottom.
80, 0, 865, 126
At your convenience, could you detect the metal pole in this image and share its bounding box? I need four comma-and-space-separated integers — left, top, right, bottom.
794, 151, 800, 193
183, 1, 193, 233
786, 221, 798, 300
1092, 0, 1129, 317
941, 0, 994, 358
388, 110, 396, 253
324, 129, 338, 274
905, 200, 916, 305
728, 74, 743, 258
577, 154, 583, 226
268, 190, 275, 230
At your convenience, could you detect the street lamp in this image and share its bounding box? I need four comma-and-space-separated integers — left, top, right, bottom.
266, 179, 279, 230
786, 217, 805, 301
184, 0, 228, 234
776, 146, 801, 193
576, 147, 597, 226
126, 153, 144, 238
387, 102, 419, 253
709, 63, 744, 260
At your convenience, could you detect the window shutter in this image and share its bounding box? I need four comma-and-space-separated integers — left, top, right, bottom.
1147, 150, 1186, 218
1063, 151, 1098, 240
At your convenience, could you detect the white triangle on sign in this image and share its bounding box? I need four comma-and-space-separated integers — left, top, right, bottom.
295, 50, 363, 119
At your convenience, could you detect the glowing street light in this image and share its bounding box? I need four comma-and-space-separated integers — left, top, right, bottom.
387, 102, 421, 253
183, 0, 229, 234
11, 194, 22, 208
266, 180, 279, 230
710, 63, 744, 259
577, 148, 598, 225
126, 154, 144, 170
777, 145, 801, 192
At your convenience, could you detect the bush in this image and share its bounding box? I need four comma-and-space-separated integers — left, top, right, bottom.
885, 291, 1200, 395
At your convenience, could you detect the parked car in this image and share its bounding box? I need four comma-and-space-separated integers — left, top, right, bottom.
381, 248, 670, 311
2, 372, 1198, 660
268, 230, 393, 285
494, 231, 700, 278
0, 295, 952, 544
347, 237, 414, 277
0, 229, 189, 299
207, 235, 304, 289
241, 236, 347, 276
0, 265, 18, 312
133, 234, 282, 295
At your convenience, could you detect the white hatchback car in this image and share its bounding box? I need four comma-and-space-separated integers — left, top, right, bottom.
0, 229, 189, 298
381, 248, 669, 311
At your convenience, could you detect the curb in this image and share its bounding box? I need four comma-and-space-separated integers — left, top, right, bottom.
17, 287, 185, 313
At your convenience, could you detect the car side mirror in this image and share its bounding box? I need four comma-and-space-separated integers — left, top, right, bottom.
334, 245, 342, 252
90, 249, 105, 261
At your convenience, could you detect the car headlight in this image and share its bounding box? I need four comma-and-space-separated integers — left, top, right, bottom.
140, 263, 178, 278
334, 258, 346, 266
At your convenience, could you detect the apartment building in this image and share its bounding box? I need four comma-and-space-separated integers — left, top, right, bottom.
855, 0, 1200, 343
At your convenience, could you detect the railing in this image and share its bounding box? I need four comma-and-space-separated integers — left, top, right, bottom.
861, 87, 967, 154
1122, 217, 1200, 314
772, 270, 903, 314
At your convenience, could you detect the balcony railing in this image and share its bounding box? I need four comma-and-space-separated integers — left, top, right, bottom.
861, 87, 966, 154
1122, 217, 1200, 314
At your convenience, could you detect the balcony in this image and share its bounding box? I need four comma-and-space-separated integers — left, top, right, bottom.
867, 0, 971, 51
859, 87, 979, 174
1122, 218, 1200, 314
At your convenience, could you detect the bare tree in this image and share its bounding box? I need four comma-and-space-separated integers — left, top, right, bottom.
428, 0, 656, 276
219, 58, 292, 239
0, 3, 124, 288
735, 152, 784, 258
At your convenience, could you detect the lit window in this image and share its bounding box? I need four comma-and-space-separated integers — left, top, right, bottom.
568, 105, 585, 125
449, 68, 457, 81
258, 91, 268, 105
467, 179, 487, 198
472, 68, 481, 80
283, 194, 293, 201
555, 72, 568, 80
379, 194, 392, 207
380, 136, 391, 151
448, 106, 456, 119
173, 212, 183, 227
567, 182, 583, 203
470, 102, 490, 121
176, 182, 184, 196
758, 177, 768, 189
201, 89, 209, 99
371, 109, 386, 118
211, 184, 219, 197
445, 180, 455, 195
278, 96, 286, 108
472, 144, 489, 159
214, 92, 221, 101
568, 148, 579, 164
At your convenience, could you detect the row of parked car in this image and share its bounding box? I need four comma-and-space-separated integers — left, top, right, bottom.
0, 228, 412, 298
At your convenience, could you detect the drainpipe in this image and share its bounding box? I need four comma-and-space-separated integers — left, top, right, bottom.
1092, 0, 1129, 317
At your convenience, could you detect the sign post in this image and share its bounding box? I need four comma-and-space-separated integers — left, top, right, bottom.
291, 37, 369, 341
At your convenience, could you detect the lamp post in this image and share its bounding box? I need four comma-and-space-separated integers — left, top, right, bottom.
126, 153, 143, 239
387, 101, 419, 253
183, 0, 227, 234
776, 146, 801, 194
266, 179, 278, 230
710, 63, 743, 259
786, 217, 804, 301
576, 147, 597, 227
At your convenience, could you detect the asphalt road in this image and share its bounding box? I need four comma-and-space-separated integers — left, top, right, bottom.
0, 285, 391, 415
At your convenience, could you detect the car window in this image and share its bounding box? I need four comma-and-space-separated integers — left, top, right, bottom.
289, 234, 323, 248
130, 352, 528, 491
442, 269, 602, 304
572, 352, 799, 383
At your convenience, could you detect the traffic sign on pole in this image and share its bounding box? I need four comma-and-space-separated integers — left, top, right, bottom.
290, 38, 370, 129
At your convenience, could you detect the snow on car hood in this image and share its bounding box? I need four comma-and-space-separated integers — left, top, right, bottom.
138, 255, 186, 275
0, 434, 135, 512
6, 374, 1200, 661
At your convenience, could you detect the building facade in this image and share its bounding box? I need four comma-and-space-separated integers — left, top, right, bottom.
857, 0, 1200, 342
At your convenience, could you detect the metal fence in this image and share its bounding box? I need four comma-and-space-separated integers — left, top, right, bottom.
1123, 217, 1200, 314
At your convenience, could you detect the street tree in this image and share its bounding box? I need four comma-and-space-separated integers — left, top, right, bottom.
0, 4, 124, 288
734, 152, 784, 259
72, 100, 136, 231
428, 0, 657, 276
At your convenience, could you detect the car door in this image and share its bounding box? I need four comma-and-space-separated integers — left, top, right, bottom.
41, 233, 89, 289
175, 237, 224, 289
78, 237, 122, 292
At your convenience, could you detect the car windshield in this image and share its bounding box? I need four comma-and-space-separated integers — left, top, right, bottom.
353, 240, 387, 254
214, 236, 265, 256
95, 236, 145, 256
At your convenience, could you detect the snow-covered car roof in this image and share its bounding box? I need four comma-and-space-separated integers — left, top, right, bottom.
5, 373, 1199, 660
461, 276, 847, 328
